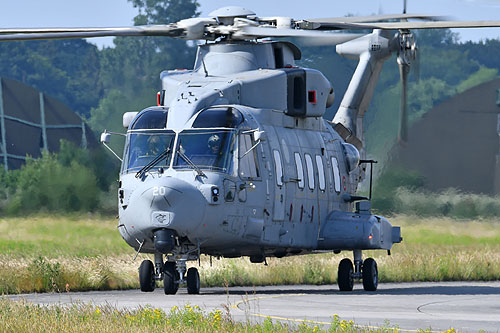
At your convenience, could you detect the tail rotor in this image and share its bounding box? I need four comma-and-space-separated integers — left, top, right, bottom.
396, 31, 417, 143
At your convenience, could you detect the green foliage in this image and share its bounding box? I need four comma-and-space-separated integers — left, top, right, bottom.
0, 300, 372, 333
92, 0, 199, 135
372, 167, 500, 218
0, 40, 101, 117
4, 150, 99, 214
372, 168, 425, 214
27, 256, 63, 292
456, 66, 499, 93
129, 0, 200, 25
393, 188, 500, 219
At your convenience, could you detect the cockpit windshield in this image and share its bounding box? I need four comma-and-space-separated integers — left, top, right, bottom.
123, 130, 175, 173
173, 129, 236, 173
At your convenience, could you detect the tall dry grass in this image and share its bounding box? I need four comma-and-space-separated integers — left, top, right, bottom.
0, 215, 498, 294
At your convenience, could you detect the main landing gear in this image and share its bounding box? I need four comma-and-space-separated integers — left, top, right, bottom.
138, 253, 200, 295
337, 249, 378, 292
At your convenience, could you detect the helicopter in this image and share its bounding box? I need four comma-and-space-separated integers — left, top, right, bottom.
2, 6, 500, 295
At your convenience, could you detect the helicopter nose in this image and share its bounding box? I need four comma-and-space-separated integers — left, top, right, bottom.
123, 177, 207, 238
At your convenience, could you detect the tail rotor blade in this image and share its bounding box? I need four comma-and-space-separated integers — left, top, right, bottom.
413, 47, 421, 82
398, 60, 410, 143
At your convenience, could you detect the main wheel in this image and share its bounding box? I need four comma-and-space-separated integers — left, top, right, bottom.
163, 261, 178, 295
139, 260, 155, 292
362, 258, 378, 291
338, 258, 354, 291
186, 267, 200, 294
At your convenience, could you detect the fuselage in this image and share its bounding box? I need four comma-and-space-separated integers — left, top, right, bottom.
116, 41, 397, 261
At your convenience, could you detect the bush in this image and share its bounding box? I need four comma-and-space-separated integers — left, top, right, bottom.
371, 167, 500, 218
6, 152, 100, 213
394, 188, 500, 218
372, 167, 425, 213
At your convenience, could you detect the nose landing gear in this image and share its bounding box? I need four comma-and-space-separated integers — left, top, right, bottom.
138, 253, 201, 295
337, 250, 378, 292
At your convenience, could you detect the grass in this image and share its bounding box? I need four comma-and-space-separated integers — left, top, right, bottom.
0, 215, 499, 294
0, 299, 416, 333
0, 214, 130, 258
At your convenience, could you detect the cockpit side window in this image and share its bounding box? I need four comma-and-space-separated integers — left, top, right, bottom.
131, 109, 168, 130
192, 107, 243, 128
239, 133, 260, 179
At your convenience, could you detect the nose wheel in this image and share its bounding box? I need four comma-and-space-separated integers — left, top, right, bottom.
186, 267, 200, 294
163, 261, 179, 294
337, 250, 378, 292
139, 259, 156, 292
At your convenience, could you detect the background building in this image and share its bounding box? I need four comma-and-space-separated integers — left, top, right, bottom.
0, 77, 95, 170
390, 78, 500, 194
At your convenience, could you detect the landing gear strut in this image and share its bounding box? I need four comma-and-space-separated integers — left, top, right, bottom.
337, 250, 378, 292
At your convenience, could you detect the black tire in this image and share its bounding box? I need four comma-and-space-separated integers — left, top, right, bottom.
338, 258, 354, 291
186, 267, 200, 294
163, 261, 178, 295
362, 258, 378, 291
139, 260, 155, 292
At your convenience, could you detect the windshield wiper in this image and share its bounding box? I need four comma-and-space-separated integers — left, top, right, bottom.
135, 147, 171, 178
176, 148, 206, 178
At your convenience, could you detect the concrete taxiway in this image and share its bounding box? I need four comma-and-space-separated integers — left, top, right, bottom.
9, 281, 500, 332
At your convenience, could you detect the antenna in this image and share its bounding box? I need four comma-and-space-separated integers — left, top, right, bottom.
202, 59, 209, 77
403, 0, 407, 14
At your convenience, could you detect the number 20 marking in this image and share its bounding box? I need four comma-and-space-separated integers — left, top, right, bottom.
153, 186, 166, 196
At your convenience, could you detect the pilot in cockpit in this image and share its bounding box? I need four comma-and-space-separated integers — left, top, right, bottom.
146, 135, 162, 155
207, 134, 221, 155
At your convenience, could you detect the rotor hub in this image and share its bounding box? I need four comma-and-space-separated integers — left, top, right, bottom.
397, 31, 417, 66
209, 6, 256, 26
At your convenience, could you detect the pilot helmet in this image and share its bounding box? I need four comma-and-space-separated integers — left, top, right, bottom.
208, 134, 221, 148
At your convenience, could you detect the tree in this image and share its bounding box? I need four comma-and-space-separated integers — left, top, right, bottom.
0, 40, 101, 117
91, 0, 200, 136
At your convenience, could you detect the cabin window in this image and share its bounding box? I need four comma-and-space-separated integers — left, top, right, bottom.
332, 157, 341, 193
239, 133, 260, 179
316, 155, 326, 191
294, 152, 304, 189
192, 107, 243, 128
273, 150, 283, 187
305, 153, 315, 190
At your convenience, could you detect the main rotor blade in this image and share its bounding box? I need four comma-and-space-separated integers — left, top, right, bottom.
306, 13, 446, 25
235, 26, 365, 45
0, 27, 127, 34
0, 25, 184, 41
319, 20, 500, 30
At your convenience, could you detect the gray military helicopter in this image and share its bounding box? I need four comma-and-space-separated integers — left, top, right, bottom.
2, 6, 500, 294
